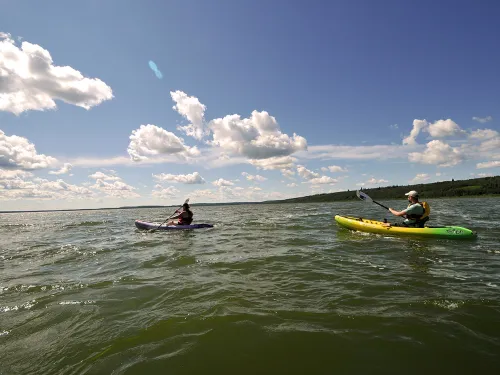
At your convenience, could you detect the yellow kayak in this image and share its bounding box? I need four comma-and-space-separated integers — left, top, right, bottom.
334, 215, 477, 240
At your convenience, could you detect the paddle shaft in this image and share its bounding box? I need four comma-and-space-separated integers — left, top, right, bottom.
372, 200, 389, 210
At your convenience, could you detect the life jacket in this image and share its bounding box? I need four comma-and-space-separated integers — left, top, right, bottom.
406, 201, 430, 225
178, 209, 193, 225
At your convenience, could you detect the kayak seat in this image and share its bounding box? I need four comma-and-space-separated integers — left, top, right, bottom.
416, 216, 430, 228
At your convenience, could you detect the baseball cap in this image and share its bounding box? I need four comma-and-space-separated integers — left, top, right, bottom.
405, 190, 418, 197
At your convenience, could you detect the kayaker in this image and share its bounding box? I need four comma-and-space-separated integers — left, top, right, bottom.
384, 190, 430, 227
167, 202, 193, 225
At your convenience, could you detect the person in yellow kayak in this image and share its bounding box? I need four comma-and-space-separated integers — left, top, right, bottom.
167, 202, 194, 226
384, 190, 430, 227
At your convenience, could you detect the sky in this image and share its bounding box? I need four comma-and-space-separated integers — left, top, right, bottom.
1, 0, 499, 211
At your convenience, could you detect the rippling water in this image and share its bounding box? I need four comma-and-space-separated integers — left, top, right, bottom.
1, 198, 500, 374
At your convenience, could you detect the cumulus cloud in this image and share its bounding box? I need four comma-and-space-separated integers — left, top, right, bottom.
287, 182, 298, 187
0, 32, 113, 115
209, 110, 307, 160
472, 116, 493, 123
171, 90, 207, 140
427, 119, 465, 138
296, 165, 319, 180
212, 178, 234, 187
403, 119, 429, 145
153, 171, 205, 184
476, 160, 500, 169
469, 129, 498, 140
127, 124, 200, 162
367, 178, 389, 184
0, 130, 57, 170
281, 169, 295, 179
307, 176, 338, 185
408, 140, 463, 167
321, 165, 348, 173
90, 179, 140, 198
0, 173, 96, 200
152, 186, 180, 199
410, 173, 430, 183
49, 163, 72, 175
403, 119, 465, 145
248, 155, 296, 170
88, 171, 121, 181
241, 172, 267, 182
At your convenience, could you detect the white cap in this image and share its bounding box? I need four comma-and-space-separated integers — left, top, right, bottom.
405, 190, 418, 197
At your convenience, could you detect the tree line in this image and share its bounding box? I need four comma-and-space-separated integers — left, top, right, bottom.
267, 175, 500, 204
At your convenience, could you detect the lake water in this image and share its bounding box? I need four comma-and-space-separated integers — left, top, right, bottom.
1, 198, 499, 374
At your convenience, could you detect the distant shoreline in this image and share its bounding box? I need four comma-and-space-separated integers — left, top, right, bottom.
1, 175, 498, 214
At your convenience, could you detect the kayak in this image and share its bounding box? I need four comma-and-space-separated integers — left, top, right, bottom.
334, 215, 477, 240
135, 220, 214, 231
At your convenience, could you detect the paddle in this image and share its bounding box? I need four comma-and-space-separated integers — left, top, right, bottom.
150, 198, 189, 232
356, 190, 389, 210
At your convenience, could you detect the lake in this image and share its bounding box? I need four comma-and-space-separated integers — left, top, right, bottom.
1, 197, 499, 374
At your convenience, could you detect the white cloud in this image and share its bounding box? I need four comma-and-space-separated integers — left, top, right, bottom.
153, 171, 205, 184
367, 178, 389, 184
248, 156, 296, 170
307, 176, 338, 185
402, 119, 465, 145
479, 136, 500, 152
301, 144, 416, 161
469, 129, 498, 140
321, 165, 348, 173
88, 171, 121, 181
476, 160, 500, 169
427, 119, 465, 138
212, 178, 234, 187
0, 172, 97, 201
171, 90, 207, 140
0, 130, 57, 170
403, 119, 428, 145
472, 116, 493, 123
296, 165, 319, 180
127, 124, 200, 162
0, 32, 113, 115
209, 110, 307, 160
389, 124, 399, 129
0, 169, 33, 179
91, 179, 140, 198
152, 186, 180, 199
49, 163, 72, 175
281, 169, 296, 179
410, 173, 430, 183
241, 172, 267, 182
287, 183, 298, 187
408, 140, 463, 167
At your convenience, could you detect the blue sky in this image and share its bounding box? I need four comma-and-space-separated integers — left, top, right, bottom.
1, 0, 499, 210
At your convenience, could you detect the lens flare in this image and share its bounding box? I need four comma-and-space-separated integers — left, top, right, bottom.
148, 60, 163, 79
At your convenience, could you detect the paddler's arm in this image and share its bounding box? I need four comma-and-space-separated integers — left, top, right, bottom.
388, 208, 407, 217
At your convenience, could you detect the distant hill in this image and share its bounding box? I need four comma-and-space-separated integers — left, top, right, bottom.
264, 175, 500, 204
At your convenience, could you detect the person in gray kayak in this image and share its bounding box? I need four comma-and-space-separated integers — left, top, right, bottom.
384, 190, 430, 227
167, 202, 194, 226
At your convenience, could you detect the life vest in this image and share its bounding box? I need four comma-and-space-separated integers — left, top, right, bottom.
406, 201, 430, 223
178, 209, 193, 225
